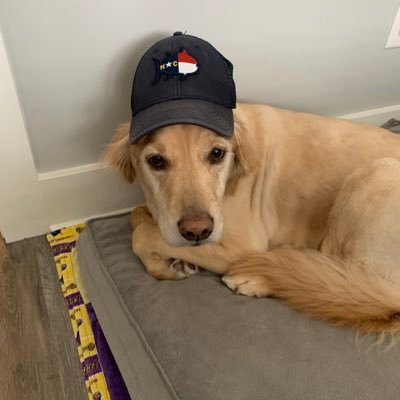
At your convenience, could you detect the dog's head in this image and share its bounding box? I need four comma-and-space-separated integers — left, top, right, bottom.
103, 121, 253, 246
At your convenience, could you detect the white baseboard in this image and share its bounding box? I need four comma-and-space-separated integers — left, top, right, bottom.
49, 207, 133, 232
38, 166, 144, 235
339, 103, 400, 126
38, 162, 103, 181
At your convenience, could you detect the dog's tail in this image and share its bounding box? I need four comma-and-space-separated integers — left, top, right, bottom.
225, 249, 400, 333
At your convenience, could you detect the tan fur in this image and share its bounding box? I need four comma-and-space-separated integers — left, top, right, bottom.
104, 103, 400, 332
224, 250, 400, 333
101, 123, 135, 182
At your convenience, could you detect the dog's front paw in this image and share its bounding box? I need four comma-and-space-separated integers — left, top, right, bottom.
222, 273, 272, 298
169, 258, 199, 277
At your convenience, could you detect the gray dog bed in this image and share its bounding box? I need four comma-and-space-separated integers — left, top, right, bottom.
77, 213, 400, 400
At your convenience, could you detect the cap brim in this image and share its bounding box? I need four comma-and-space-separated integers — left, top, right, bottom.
130, 99, 234, 144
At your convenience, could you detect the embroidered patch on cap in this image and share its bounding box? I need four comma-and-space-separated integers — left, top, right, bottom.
153, 49, 199, 84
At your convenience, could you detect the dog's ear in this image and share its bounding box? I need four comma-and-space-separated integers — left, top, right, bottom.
102, 123, 135, 183
226, 119, 256, 194
232, 119, 256, 173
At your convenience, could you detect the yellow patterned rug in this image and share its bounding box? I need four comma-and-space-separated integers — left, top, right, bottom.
47, 225, 130, 400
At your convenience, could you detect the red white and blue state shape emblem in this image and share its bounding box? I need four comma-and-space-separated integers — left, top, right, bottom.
153, 49, 199, 84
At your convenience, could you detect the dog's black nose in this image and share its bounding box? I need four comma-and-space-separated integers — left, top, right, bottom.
178, 211, 214, 242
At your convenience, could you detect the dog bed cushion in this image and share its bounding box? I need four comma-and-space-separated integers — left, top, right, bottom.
77, 213, 400, 400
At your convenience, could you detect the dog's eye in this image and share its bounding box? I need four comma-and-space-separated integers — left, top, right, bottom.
147, 154, 166, 170
209, 148, 226, 164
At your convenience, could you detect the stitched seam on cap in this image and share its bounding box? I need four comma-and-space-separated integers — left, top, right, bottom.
134, 96, 233, 116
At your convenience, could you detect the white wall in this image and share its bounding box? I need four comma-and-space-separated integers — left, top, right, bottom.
1, 0, 400, 173
1, 0, 400, 241
0, 29, 49, 240
0, 28, 143, 242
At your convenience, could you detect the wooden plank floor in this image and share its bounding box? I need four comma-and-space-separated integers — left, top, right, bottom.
0, 234, 87, 400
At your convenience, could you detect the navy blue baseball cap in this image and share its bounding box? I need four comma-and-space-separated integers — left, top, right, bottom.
130, 32, 236, 143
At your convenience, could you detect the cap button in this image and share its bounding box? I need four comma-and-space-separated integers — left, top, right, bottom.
173, 31, 183, 36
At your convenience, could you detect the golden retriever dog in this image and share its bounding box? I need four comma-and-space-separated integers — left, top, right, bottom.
104, 103, 400, 333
